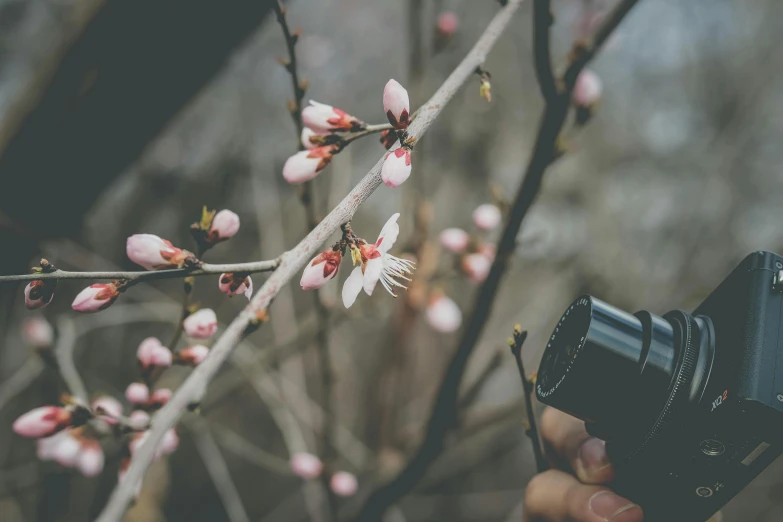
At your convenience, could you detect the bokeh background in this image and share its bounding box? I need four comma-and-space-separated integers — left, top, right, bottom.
2, 0, 783, 520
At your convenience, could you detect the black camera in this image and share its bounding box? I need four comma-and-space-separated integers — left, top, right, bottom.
535, 251, 783, 522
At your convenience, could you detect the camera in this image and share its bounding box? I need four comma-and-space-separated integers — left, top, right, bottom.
535, 251, 783, 522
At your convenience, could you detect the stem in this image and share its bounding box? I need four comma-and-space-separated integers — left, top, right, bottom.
510, 330, 547, 473
54, 318, 87, 405
533, 0, 557, 102
338, 123, 394, 147
0, 259, 280, 284
94, 3, 524, 519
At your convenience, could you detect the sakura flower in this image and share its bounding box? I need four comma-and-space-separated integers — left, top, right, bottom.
126, 234, 193, 270
22, 318, 54, 348
13, 406, 72, 438
209, 210, 240, 242
573, 69, 603, 108
290, 452, 323, 480
129, 410, 151, 429
330, 471, 358, 496
219, 273, 253, 299
426, 294, 463, 333
183, 308, 218, 339
77, 440, 104, 477
136, 337, 172, 370
342, 213, 415, 308
125, 383, 150, 404
383, 79, 410, 130
439, 228, 469, 253
91, 396, 123, 425
52, 431, 81, 466
160, 428, 179, 454
436, 11, 459, 37
462, 253, 492, 283
478, 242, 496, 260
177, 345, 209, 366
302, 100, 363, 133
300, 250, 342, 290
283, 146, 336, 184
37, 431, 68, 461
149, 388, 173, 408
71, 282, 122, 313
301, 127, 325, 149
24, 280, 55, 310
472, 204, 502, 231
381, 148, 412, 188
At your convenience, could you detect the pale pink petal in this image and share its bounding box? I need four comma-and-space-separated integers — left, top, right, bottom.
462, 253, 492, 283
472, 204, 502, 231
342, 267, 364, 308
381, 149, 412, 188
426, 295, 463, 333
22, 318, 54, 348
330, 471, 358, 496
13, 406, 71, 438
91, 396, 123, 424
383, 79, 410, 130
301, 250, 342, 290
125, 383, 150, 404
183, 309, 218, 339
573, 69, 603, 107
439, 228, 469, 253
290, 452, 323, 479
210, 210, 240, 240
53, 432, 81, 466
126, 234, 184, 271
375, 213, 401, 254
24, 281, 55, 310
436, 12, 459, 36
363, 257, 383, 296
77, 442, 104, 477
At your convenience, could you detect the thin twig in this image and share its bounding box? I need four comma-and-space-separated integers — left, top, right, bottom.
510, 329, 547, 473
351, 1, 640, 519
54, 318, 87, 404
533, 0, 557, 101
95, 3, 524, 519
0, 259, 280, 284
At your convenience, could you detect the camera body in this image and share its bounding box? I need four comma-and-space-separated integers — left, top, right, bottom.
535, 251, 783, 522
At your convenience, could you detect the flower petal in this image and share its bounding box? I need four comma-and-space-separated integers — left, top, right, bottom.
363, 257, 383, 296
376, 213, 400, 253
342, 267, 364, 308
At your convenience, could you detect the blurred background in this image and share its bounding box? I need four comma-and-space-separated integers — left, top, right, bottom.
1, 0, 783, 520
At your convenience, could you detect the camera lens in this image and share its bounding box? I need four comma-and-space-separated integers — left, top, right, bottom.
536, 296, 678, 439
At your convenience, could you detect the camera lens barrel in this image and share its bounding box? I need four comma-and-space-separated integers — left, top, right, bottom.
536, 296, 677, 438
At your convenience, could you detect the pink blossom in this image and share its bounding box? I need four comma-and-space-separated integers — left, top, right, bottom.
426, 295, 463, 333
462, 253, 492, 283
149, 388, 173, 408
178, 345, 209, 366
219, 273, 253, 300
302, 100, 363, 133
160, 429, 179, 455
436, 11, 459, 36
573, 69, 603, 108
209, 210, 240, 241
52, 431, 81, 466
283, 146, 336, 184
125, 382, 150, 404
381, 148, 412, 188
330, 471, 358, 496
24, 280, 55, 310
478, 242, 496, 260
22, 318, 54, 348
383, 79, 410, 130
301, 127, 325, 149
13, 406, 72, 438
300, 250, 342, 290
439, 228, 469, 253
136, 337, 172, 369
71, 282, 121, 313
126, 234, 191, 271
129, 410, 151, 429
472, 204, 502, 231
77, 440, 104, 477
183, 308, 218, 339
37, 431, 67, 461
290, 452, 324, 479
91, 396, 123, 424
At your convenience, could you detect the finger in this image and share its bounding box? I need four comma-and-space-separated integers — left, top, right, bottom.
540, 407, 615, 484
523, 469, 643, 522
707, 512, 723, 522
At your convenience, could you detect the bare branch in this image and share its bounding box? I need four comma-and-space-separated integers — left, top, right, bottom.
94, 2, 523, 519
510, 329, 547, 473
54, 318, 87, 404
533, 0, 558, 101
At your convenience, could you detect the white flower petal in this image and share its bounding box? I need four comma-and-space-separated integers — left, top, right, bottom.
342, 267, 364, 308
363, 257, 383, 295
376, 213, 400, 253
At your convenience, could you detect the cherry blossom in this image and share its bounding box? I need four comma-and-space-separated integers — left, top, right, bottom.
177, 345, 209, 366
436, 12, 459, 36
290, 452, 324, 479
573, 69, 603, 108
149, 388, 173, 408
462, 253, 492, 283
381, 148, 412, 188
439, 228, 470, 253
472, 204, 502, 231
302, 100, 363, 133
218, 273, 253, 299
300, 250, 342, 290
209, 210, 240, 242
13, 406, 72, 438
301, 127, 325, 149
183, 308, 218, 339
126, 234, 193, 270
136, 337, 172, 370
283, 146, 337, 184
330, 471, 358, 496
22, 317, 54, 347
71, 282, 122, 313
77, 440, 105, 477
426, 294, 463, 333
24, 280, 55, 310
383, 79, 410, 130
91, 396, 123, 425
125, 383, 150, 404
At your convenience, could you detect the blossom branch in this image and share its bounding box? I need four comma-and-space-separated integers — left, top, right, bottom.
352, 1, 640, 520
95, 2, 523, 520
0, 259, 280, 284
532, 0, 557, 101
509, 327, 547, 473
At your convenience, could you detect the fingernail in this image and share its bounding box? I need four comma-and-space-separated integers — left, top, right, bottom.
578, 437, 611, 472
588, 491, 641, 521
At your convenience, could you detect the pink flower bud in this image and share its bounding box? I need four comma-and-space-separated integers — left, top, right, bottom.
149, 388, 172, 408
301, 127, 325, 149
13, 406, 72, 438
426, 295, 463, 333
125, 383, 150, 404
160, 428, 179, 455
300, 250, 342, 290
381, 148, 412, 188
219, 273, 253, 300
439, 228, 469, 253
283, 146, 335, 184
290, 452, 323, 479
178, 345, 209, 366
129, 410, 151, 429
472, 204, 502, 231
91, 396, 123, 424
183, 308, 218, 339
71, 282, 121, 313
436, 11, 459, 36
126, 234, 192, 271
302, 100, 363, 133
209, 210, 240, 241
22, 318, 54, 348
462, 253, 492, 283
330, 471, 358, 496
136, 337, 172, 369
379, 129, 397, 150
77, 440, 104, 477
478, 242, 496, 260
24, 280, 55, 310
53, 431, 81, 466
37, 432, 65, 461
383, 79, 410, 130
573, 69, 603, 108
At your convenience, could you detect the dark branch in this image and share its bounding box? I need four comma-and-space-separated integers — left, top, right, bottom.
510, 328, 547, 473
533, 0, 558, 101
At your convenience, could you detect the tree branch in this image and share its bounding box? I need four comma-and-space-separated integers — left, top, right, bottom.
54, 318, 88, 404
532, 0, 557, 101
510, 328, 547, 473
351, 1, 640, 519
94, 2, 523, 519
